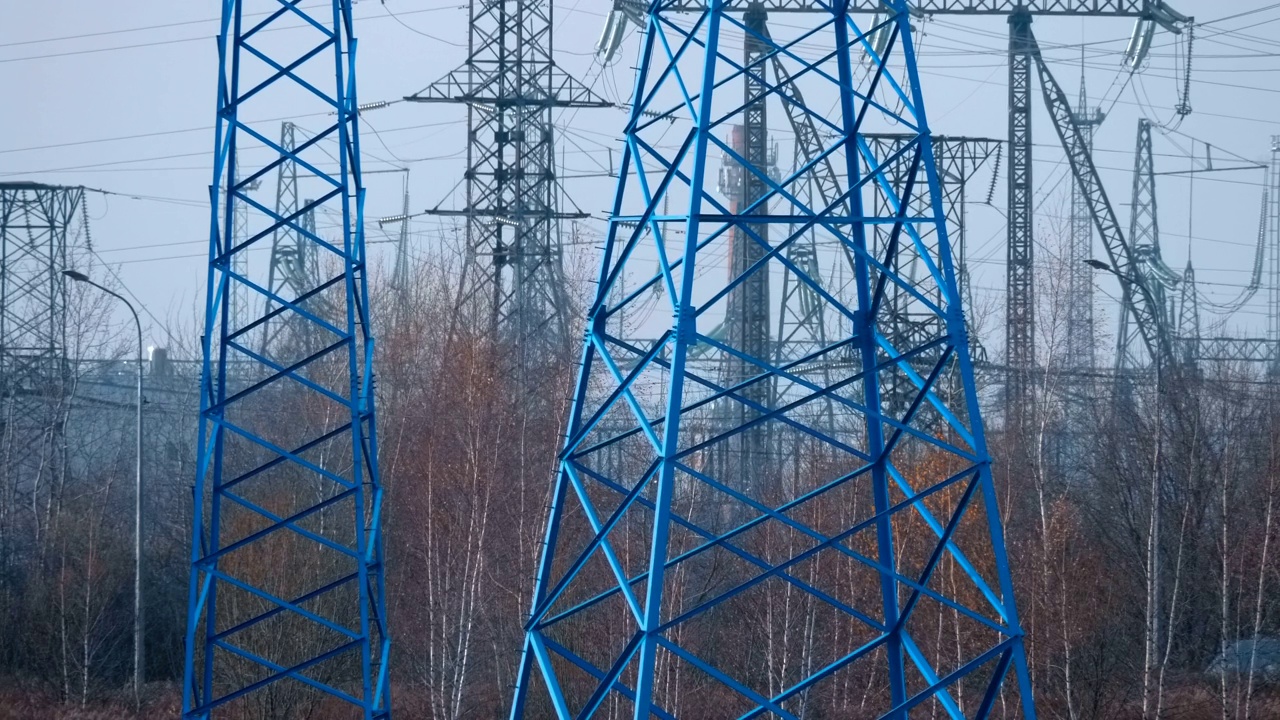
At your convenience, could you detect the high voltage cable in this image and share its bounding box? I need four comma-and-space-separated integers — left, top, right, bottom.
4, 1, 1272, 66
0, 3, 465, 63
0, 110, 332, 155
0, 1, 332, 47
0, 120, 479, 176
8, 15, 1278, 158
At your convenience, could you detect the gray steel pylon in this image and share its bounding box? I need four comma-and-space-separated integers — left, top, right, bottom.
1116, 118, 1179, 379
1067, 56, 1103, 371
261, 122, 324, 355
1269, 136, 1280, 350
1006, 9, 1035, 410
0, 182, 82, 486
404, 0, 609, 363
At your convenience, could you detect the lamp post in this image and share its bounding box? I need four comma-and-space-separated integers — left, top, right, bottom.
63, 269, 145, 704
1084, 258, 1164, 394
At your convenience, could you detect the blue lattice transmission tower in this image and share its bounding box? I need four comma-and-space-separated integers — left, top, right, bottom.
183, 2, 390, 717
511, 1, 1035, 717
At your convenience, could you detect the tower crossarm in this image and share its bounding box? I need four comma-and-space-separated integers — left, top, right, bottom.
1190, 337, 1278, 365
404, 65, 610, 108
403, 0, 610, 362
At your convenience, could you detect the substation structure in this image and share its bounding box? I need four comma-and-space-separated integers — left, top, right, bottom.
7, 0, 1268, 717
182, 2, 391, 718
512, 2, 1036, 718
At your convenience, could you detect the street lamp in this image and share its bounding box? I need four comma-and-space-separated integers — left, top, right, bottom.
1083, 258, 1162, 390
63, 269, 145, 704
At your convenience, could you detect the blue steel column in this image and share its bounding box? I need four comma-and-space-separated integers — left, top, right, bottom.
899, 16, 1038, 719
834, 5, 906, 714
633, 7, 723, 717
183, 2, 391, 718
512, 0, 1036, 717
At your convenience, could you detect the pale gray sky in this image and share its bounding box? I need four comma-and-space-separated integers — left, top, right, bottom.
2, 0, 1277, 355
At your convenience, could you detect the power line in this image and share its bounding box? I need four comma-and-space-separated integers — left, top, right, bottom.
1, 119, 467, 176
0, 3, 465, 64
0, 2, 329, 48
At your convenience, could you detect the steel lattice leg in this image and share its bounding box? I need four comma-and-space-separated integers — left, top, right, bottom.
511, 1, 1036, 717
182, 2, 391, 717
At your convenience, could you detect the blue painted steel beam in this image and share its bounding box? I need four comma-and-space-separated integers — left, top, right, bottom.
183, 2, 391, 718
512, 0, 1035, 717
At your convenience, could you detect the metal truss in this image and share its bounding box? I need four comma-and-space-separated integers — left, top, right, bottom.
1189, 336, 1279, 365
1006, 10, 1034, 408
769, 23, 999, 373
864, 135, 1001, 367
0, 183, 80, 399
0, 182, 81, 486
183, 3, 390, 718
1042, 70, 1104, 482
726, 4, 773, 401
1115, 118, 1179, 376
1067, 69, 1103, 370
405, 0, 609, 362
770, 26, 846, 378
612, 0, 1155, 14
1029, 29, 1173, 369
261, 121, 324, 354
511, 2, 1035, 717
1269, 136, 1279, 346
714, 3, 776, 493
1175, 262, 1199, 366
228, 164, 263, 332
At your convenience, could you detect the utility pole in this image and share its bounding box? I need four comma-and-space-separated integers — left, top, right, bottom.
718, 1, 774, 496
62, 270, 145, 706
864, 134, 1002, 409
1269, 136, 1280, 353
261, 121, 319, 354
1117, 118, 1180, 378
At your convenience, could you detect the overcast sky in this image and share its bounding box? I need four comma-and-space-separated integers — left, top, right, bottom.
2, 0, 1277, 357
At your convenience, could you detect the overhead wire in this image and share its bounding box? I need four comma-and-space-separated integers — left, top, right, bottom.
0, 2, 467, 64
16, 0, 1280, 338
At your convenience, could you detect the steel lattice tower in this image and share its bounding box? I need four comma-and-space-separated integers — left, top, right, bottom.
1067, 64, 1102, 371
0, 183, 82, 500
0, 183, 80, 398
511, 1, 1036, 717
863, 135, 1001, 370
1176, 261, 1199, 366
1116, 118, 1178, 378
183, 2, 390, 717
405, 0, 609, 362
1006, 10, 1034, 409
1269, 136, 1280, 349
261, 121, 324, 353
264, 123, 309, 305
